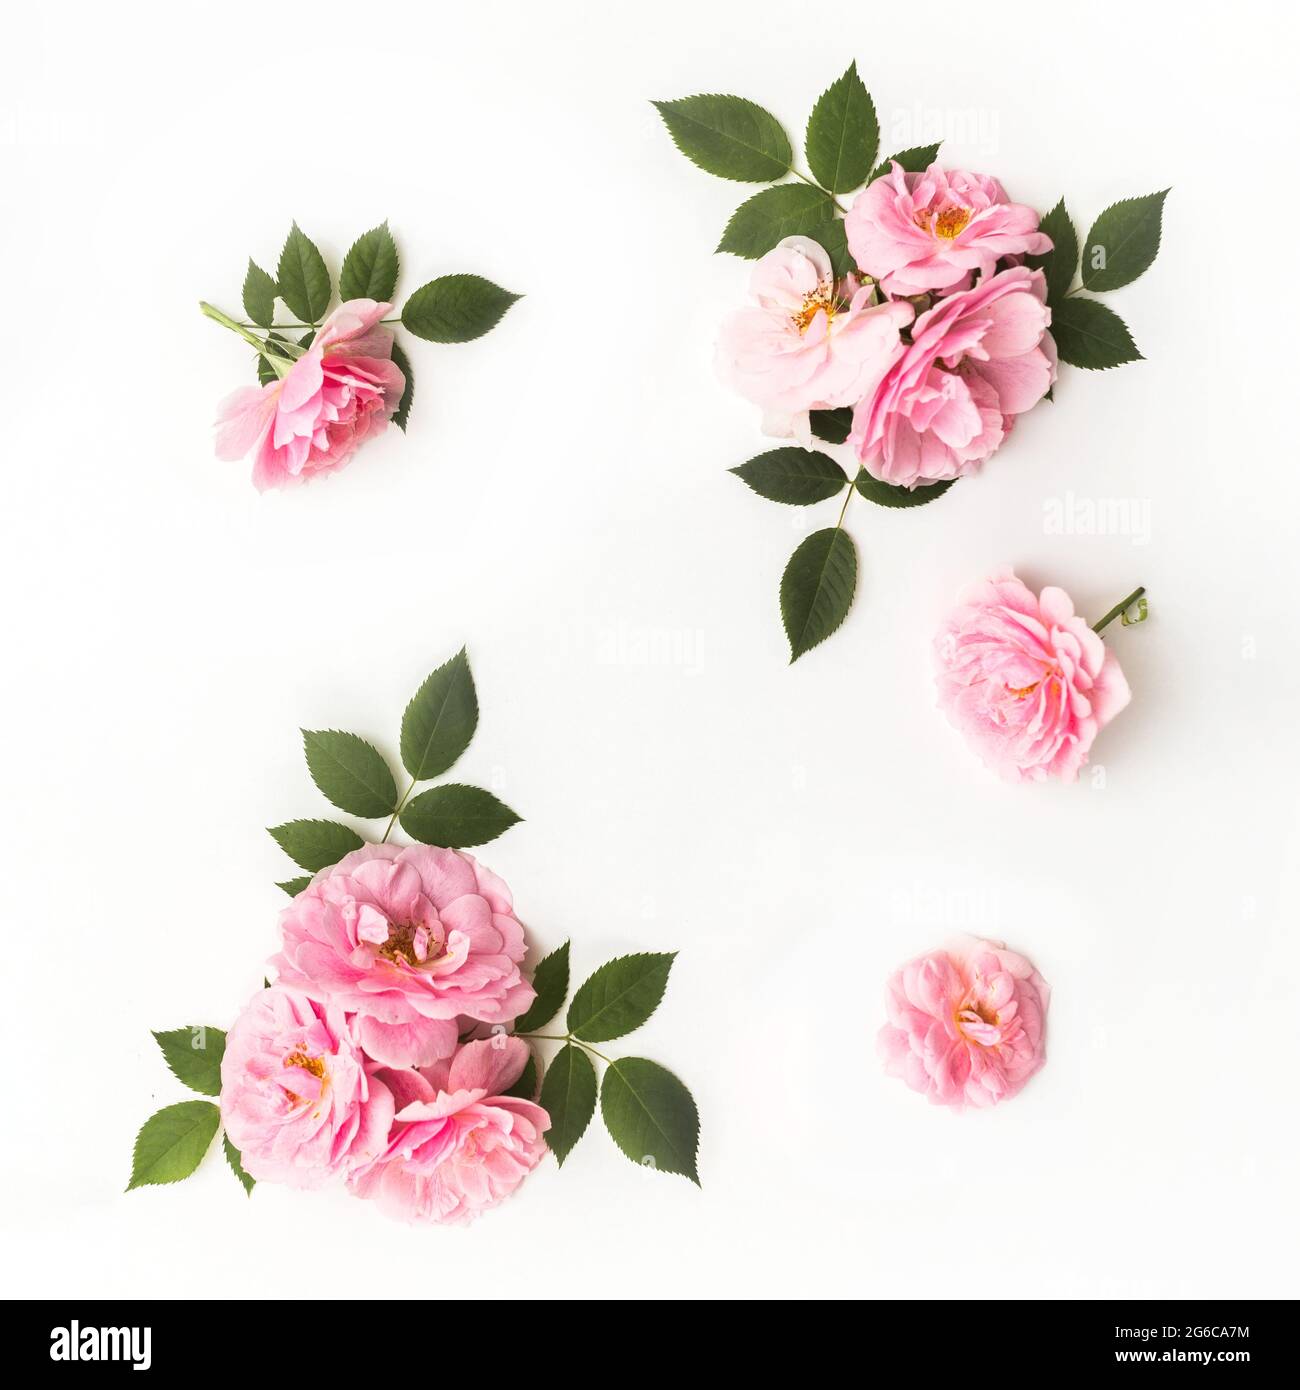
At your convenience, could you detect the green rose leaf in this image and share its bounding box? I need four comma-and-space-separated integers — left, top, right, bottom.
810, 407, 853, 445
400, 784, 521, 849
223, 1135, 255, 1196
1027, 198, 1078, 307
127, 1101, 220, 1190
538, 1043, 597, 1166
781, 527, 857, 663
806, 216, 854, 280
868, 142, 942, 184
853, 468, 954, 508
339, 221, 399, 302
276, 223, 331, 326
805, 61, 879, 194
242, 259, 277, 329
402, 274, 520, 343
390, 339, 414, 432
730, 447, 848, 506
1081, 189, 1168, 293
513, 940, 571, 1034
717, 184, 837, 259
653, 94, 792, 183
268, 819, 364, 873
152, 1026, 226, 1097
504, 1051, 538, 1101
400, 647, 478, 780
567, 952, 676, 1043
1050, 297, 1142, 369
302, 729, 398, 819
277, 877, 312, 898
600, 1058, 700, 1185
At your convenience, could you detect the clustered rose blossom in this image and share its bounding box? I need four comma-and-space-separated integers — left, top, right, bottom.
718, 162, 1056, 488
221, 843, 549, 1223
215, 298, 405, 491
934, 567, 1131, 782
879, 935, 1050, 1110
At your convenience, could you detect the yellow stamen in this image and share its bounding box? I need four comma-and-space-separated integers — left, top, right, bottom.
792, 281, 836, 335
933, 206, 971, 240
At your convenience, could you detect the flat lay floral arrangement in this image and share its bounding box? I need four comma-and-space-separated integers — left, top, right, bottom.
656, 64, 1167, 663
128, 652, 700, 1223
202, 222, 520, 490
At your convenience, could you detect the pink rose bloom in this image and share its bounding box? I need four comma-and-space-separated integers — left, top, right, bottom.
846, 162, 1052, 297
850, 266, 1056, 488
879, 935, 1050, 1111
269, 843, 535, 1070
934, 567, 1131, 782
716, 235, 912, 444
219, 986, 394, 1187
214, 298, 405, 491
349, 1037, 549, 1224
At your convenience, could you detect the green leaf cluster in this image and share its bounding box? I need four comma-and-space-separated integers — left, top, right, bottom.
269, 649, 522, 891
1029, 191, 1168, 368
128, 1027, 252, 1197
655, 65, 941, 277
514, 946, 700, 1184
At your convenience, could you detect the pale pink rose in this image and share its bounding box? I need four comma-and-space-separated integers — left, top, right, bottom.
846, 162, 1052, 297
879, 935, 1050, 1111
219, 986, 394, 1187
269, 843, 535, 1070
349, 1037, 549, 1224
934, 567, 1131, 782
850, 267, 1056, 488
716, 235, 912, 444
214, 298, 405, 491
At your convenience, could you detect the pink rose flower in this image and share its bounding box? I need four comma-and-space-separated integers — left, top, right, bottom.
845, 162, 1052, 297
934, 567, 1131, 782
219, 986, 394, 1187
214, 298, 405, 491
849, 267, 1056, 488
716, 235, 912, 444
349, 1037, 549, 1224
269, 843, 535, 1070
879, 935, 1050, 1111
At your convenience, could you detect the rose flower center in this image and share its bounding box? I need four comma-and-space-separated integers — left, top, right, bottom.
926, 206, 971, 240
375, 920, 442, 969
792, 282, 837, 335
282, 1050, 326, 1082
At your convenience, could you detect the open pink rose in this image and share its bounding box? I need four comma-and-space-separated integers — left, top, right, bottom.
219, 986, 394, 1187
716, 235, 912, 444
214, 298, 405, 491
935, 567, 1131, 782
879, 935, 1049, 1111
846, 163, 1052, 297
349, 1037, 549, 1224
849, 266, 1055, 488
269, 843, 535, 1070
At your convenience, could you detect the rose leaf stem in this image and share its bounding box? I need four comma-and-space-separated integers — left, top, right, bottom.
1092, 585, 1146, 635
381, 778, 417, 843
517, 1032, 613, 1065
788, 166, 848, 213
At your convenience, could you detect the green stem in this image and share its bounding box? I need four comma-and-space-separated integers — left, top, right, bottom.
836, 476, 857, 528
1093, 585, 1146, 634
381, 778, 417, 843
518, 1032, 613, 1065
199, 301, 275, 354
789, 167, 848, 214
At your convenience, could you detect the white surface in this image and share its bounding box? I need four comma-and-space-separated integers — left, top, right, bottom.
3, 0, 1298, 1301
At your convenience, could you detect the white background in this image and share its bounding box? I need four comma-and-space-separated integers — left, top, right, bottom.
3, 0, 1298, 1301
